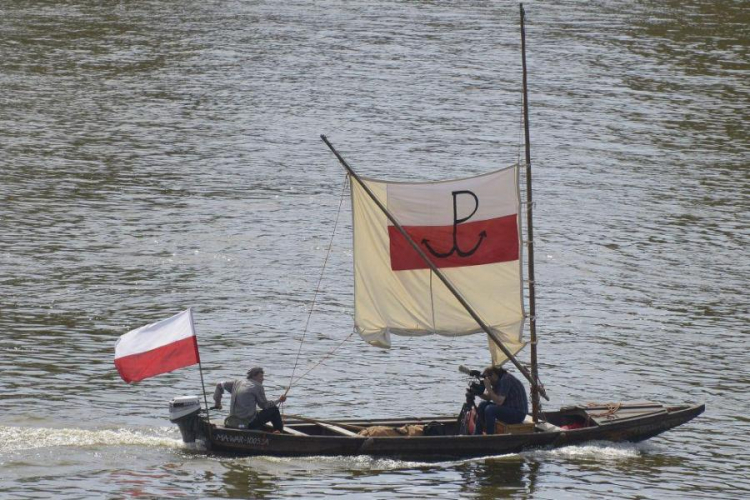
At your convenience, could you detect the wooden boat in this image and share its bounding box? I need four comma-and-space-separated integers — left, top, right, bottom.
169, 5, 703, 458
170, 399, 703, 459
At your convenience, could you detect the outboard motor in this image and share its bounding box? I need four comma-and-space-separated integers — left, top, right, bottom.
169, 396, 202, 443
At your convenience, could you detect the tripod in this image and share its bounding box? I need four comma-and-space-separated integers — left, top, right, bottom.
456, 390, 478, 435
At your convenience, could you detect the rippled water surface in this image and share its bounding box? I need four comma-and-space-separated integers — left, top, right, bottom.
1, 1, 748, 498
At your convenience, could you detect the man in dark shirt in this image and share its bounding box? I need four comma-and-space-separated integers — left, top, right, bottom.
473, 366, 529, 435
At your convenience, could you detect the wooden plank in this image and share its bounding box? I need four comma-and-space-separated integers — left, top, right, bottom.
316, 422, 359, 437
588, 408, 667, 425
584, 402, 664, 411
284, 413, 365, 432
283, 427, 308, 437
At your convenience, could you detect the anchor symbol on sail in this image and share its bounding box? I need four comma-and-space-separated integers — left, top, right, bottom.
422, 190, 487, 258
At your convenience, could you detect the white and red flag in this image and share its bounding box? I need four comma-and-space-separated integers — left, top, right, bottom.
114, 309, 199, 384
351, 166, 526, 365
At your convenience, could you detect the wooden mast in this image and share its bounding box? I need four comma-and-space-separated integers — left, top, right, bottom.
520, 3, 541, 422
320, 135, 549, 401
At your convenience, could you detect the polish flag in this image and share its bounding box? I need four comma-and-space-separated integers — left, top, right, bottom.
114, 309, 199, 384
386, 168, 519, 271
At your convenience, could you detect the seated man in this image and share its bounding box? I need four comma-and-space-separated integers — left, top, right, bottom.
213, 367, 287, 432
474, 366, 528, 435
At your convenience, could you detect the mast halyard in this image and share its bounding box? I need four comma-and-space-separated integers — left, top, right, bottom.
520, 3, 542, 423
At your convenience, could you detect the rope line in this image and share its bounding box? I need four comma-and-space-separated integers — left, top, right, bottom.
289, 326, 356, 388
286, 175, 350, 395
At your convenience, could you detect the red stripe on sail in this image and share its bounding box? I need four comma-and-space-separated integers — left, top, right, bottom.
114, 336, 199, 384
389, 214, 518, 271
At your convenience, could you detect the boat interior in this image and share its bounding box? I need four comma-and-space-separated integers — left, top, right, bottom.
213, 401, 680, 437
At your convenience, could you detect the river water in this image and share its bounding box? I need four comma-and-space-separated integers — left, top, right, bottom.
1, 1, 747, 498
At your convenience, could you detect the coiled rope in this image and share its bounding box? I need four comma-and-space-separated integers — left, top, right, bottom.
587, 402, 622, 420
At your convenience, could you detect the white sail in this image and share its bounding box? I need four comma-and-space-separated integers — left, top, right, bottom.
351, 166, 527, 365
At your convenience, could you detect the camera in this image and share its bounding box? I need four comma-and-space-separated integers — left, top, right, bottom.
459, 365, 486, 400
468, 380, 486, 397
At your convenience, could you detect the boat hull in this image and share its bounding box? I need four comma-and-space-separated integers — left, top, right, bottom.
182, 403, 704, 460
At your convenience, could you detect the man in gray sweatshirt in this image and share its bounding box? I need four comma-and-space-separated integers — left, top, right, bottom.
213, 367, 287, 431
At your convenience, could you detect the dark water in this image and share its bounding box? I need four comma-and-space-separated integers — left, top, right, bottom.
1, 1, 748, 498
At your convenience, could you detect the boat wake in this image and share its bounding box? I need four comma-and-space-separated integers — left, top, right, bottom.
0, 425, 184, 454
239, 440, 659, 470
521, 440, 659, 461
254, 454, 438, 470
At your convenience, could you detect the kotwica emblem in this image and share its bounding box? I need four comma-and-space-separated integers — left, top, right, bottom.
421, 190, 487, 258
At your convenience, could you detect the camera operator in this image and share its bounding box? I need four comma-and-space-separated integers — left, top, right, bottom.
474, 366, 528, 435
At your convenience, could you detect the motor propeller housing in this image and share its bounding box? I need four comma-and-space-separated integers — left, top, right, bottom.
169, 396, 202, 443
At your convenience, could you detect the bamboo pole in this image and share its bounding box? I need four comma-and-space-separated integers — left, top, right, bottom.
520, 3, 542, 423
320, 135, 548, 401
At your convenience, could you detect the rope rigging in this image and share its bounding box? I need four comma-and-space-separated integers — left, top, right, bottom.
284, 174, 353, 397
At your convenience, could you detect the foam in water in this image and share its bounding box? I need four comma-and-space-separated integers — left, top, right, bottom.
0, 425, 184, 454
267, 454, 443, 469
521, 441, 658, 461
241, 452, 525, 471
231, 441, 657, 470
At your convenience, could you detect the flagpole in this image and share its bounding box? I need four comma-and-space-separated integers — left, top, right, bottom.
189, 308, 211, 423
321, 135, 548, 401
